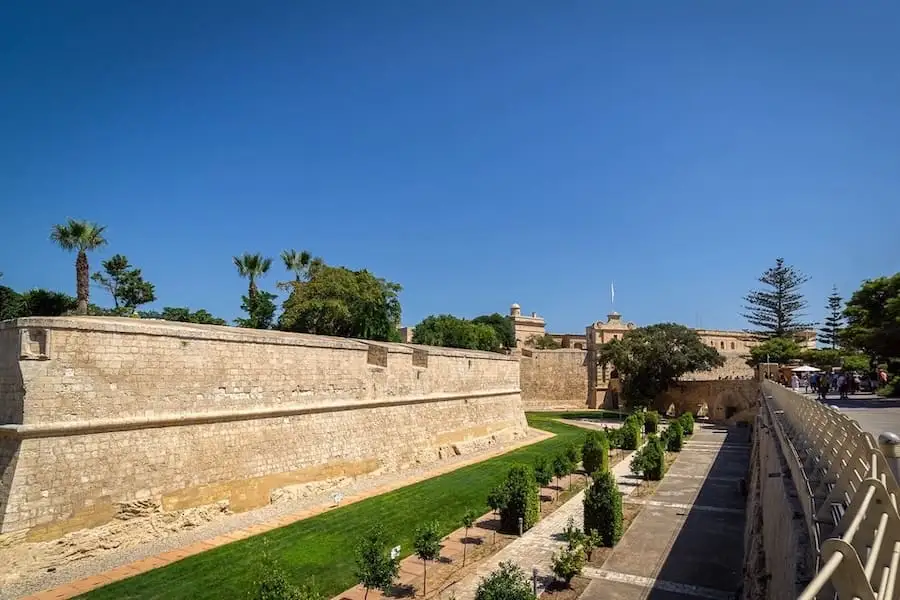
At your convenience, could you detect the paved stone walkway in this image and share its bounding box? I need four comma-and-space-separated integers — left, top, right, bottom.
580, 423, 750, 600
18, 430, 554, 600
441, 445, 643, 600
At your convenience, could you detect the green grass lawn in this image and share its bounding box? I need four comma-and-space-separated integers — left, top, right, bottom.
79, 411, 621, 600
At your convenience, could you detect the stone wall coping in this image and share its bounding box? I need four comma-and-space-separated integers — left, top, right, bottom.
0, 388, 522, 438
0, 317, 517, 361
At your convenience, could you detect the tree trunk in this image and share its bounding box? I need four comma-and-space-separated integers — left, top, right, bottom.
364, 587, 369, 600
463, 527, 468, 566
76, 251, 89, 315
422, 559, 427, 597
248, 279, 258, 303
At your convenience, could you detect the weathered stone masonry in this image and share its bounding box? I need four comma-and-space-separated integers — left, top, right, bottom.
0, 317, 528, 540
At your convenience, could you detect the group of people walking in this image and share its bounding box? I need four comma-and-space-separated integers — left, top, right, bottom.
787, 368, 889, 401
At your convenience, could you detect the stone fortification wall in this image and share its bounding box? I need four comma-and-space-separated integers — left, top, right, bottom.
740, 394, 814, 599
684, 354, 755, 381
652, 380, 760, 422
519, 349, 588, 410
0, 317, 527, 540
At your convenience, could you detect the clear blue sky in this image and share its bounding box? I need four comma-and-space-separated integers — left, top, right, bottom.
2, 1, 898, 333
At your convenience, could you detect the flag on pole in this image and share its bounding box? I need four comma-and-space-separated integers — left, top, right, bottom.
611, 282, 615, 307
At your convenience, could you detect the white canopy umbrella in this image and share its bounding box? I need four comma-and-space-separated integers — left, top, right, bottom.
791, 365, 821, 373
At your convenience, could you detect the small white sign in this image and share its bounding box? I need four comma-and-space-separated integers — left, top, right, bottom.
332, 492, 344, 506
390, 545, 401, 560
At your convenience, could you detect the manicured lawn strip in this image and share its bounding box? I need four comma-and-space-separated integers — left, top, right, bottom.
80, 411, 618, 600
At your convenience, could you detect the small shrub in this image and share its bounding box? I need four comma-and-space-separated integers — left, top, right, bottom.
606, 426, 624, 449
620, 424, 641, 451
489, 464, 540, 533
475, 561, 535, 600
583, 471, 623, 547
551, 545, 585, 585
678, 412, 694, 436
581, 431, 609, 476
584, 529, 601, 561
666, 422, 684, 452
630, 435, 664, 480
644, 411, 660, 434
562, 515, 585, 548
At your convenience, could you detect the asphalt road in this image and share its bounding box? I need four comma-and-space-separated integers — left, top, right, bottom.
808, 392, 900, 439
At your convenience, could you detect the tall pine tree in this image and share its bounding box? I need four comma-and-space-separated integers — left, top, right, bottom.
819, 286, 843, 349
742, 258, 814, 339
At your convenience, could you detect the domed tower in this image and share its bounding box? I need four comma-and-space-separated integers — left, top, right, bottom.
510, 303, 521, 317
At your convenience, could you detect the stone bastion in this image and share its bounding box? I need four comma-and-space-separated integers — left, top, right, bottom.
0, 317, 528, 541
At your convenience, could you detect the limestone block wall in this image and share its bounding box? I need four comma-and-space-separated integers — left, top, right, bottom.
683, 354, 755, 381
0, 317, 527, 540
740, 402, 814, 599
519, 349, 588, 410
652, 380, 760, 422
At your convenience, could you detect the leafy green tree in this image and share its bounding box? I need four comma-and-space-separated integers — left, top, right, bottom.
411, 314, 500, 352
146, 306, 228, 325
533, 456, 553, 495
598, 323, 724, 407
354, 524, 399, 600
742, 258, 814, 338
581, 431, 609, 477
489, 465, 540, 532
50, 219, 108, 315
550, 545, 585, 586
91, 254, 156, 311
842, 274, 900, 365
552, 454, 570, 499
820, 286, 844, 349
841, 353, 871, 373
413, 521, 442, 597
472, 313, 516, 349
279, 265, 402, 342
800, 347, 843, 370
236, 291, 278, 329
564, 443, 581, 470
531, 334, 561, 349
461, 508, 478, 566
583, 471, 623, 547
474, 561, 535, 600
747, 336, 803, 367
0, 285, 24, 320
21, 289, 77, 316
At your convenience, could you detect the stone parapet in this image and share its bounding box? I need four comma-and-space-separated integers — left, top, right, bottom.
0, 317, 527, 539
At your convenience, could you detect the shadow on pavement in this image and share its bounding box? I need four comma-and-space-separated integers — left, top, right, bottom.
646, 424, 750, 598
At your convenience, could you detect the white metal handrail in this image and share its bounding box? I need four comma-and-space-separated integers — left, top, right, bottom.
762, 381, 900, 600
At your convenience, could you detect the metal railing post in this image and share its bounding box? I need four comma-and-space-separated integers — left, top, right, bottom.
879, 432, 900, 485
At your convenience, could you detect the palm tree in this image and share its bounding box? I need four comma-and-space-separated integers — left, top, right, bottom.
233, 252, 272, 301
278, 249, 324, 291
280, 249, 312, 282
50, 219, 107, 315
